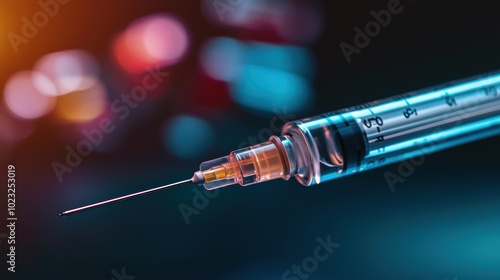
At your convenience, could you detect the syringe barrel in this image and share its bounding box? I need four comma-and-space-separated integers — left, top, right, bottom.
283, 71, 500, 186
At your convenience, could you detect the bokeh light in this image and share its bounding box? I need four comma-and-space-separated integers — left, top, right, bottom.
34, 49, 100, 96
4, 71, 57, 120
162, 115, 215, 159
231, 65, 313, 113
200, 0, 323, 44
114, 13, 189, 73
245, 43, 315, 77
200, 38, 315, 114
54, 82, 108, 123
200, 37, 245, 82
200, 0, 259, 28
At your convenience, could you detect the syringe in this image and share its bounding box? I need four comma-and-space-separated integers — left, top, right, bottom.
60, 71, 500, 216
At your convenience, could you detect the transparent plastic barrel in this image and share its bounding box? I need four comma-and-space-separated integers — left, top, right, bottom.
283, 72, 500, 186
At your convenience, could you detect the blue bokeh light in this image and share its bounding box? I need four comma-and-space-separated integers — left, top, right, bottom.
245, 42, 315, 78
200, 37, 315, 114
162, 115, 215, 159
231, 65, 313, 113
201, 37, 245, 82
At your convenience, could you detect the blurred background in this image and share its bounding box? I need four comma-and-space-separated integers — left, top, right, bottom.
1, 0, 500, 279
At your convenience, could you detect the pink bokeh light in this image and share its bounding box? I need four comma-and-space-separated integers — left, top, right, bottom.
4, 71, 57, 120
113, 13, 189, 73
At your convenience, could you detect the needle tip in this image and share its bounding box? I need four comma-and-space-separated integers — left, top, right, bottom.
59, 177, 195, 217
